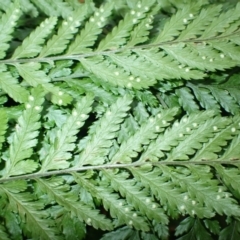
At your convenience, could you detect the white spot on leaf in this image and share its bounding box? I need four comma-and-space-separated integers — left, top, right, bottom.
29, 96, 34, 101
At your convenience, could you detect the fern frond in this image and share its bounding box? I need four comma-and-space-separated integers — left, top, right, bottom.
206, 85, 239, 115
139, 111, 215, 162
40, 95, 93, 172
167, 116, 231, 161
76, 95, 132, 167
218, 132, 240, 161
0, 1, 21, 59
0, 109, 7, 151
73, 172, 148, 231
192, 119, 239, 161
177, 5, 222, 41
15, 63, 73, 105
102, 169, 168, 224
154, 3, 203, 43
30, 0, 59, 17
60, 212, 86, 240
44, 0, 73, 19
219, 219, 240, 240
131, 167, 212, 218
176, 87, 199, 113
40, 6, 87, 57
201, 3, 240, 39
11, 17, 57, 59
15, 62, 50, 86
0, 180, 61, 240
0, 225, 10, 240
127, 6, 158, 47
0, 1, 240, 238
110, 107, 178, 164
66, 79, 117, 105
175, 217, 213, 240
36, 176, 113, 230
162, 165, 240, 217
215, 165, 240, 198
187, 82, 220, 112
97, 1, 154, 51
67, 2, 113, 54
19, 0, 39, 17
2, 87, 44, 177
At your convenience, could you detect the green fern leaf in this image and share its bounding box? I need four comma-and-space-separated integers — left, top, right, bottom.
12, 17, 58, 59
211, 41, 240, 62
40, 7, 87, 57
2, 87, 45, 177
167, 117, 230, 161
80, 56, 154, 89
44, 0, 73, 19
30, 0, 59, 17
117, 115, 139, 144
0, 180, 61, 240
61, 213, 86, 240
0, 65, 29, 103
218, 134, 240, 161
74, 172, 147, 231
215, 165, 240, 198
206, 85, 239, 115
76, 95, 132, 166
127, 5, 158, 46
67, 2, 113, 54
19, 0, 39, 17
219, 219, 240, 240
15, 62, 50, 86
111, 107, 178, 164
165, 165, 240, 217
140, 111, 215, 162
176, 87, 199, 113
201, 3, 240, 38
131, 167, 212, 218
220, 74, 240, 104
192, 120, 239, 161
177, 5, 222, 40
134, 48, 206, 81
187, 83, 220, 112
154, 3, 202, 43
103, 169, 168, 224
97, 1, 154, 51
0, 109, 7, 151
0, 225, 11, 240
0, 2, 21, 59
36, 177, 112, 231
175, 217, 212, 240
43, 83, 73, 106
67, 79, 116, 105
40, 95, 93, 172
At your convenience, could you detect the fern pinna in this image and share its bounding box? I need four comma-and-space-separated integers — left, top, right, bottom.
0, 0, 240, 239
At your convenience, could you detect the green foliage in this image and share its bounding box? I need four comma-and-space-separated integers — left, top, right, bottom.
0, 0, 240, 239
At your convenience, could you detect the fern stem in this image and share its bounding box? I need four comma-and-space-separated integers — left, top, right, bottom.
0, 160, 239, 183
0, 30, 239, 65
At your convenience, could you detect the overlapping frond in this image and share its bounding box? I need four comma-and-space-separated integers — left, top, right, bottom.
0, 0, 240, 239
0, 180, 60, 240
39, 95, 93, 171
1, 86, 44, 177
